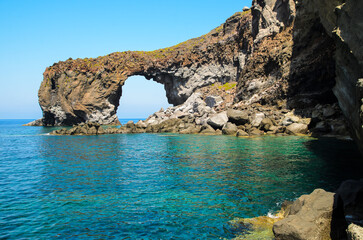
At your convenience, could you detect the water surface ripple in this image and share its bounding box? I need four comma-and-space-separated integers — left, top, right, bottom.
0, 119, 362, 239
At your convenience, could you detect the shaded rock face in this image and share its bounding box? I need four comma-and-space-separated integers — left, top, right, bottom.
292, 0, 363, 152
37, 11, 252, 126
235, 0, 363, 152
236, 0, 337, 108
331, 179, 363, 239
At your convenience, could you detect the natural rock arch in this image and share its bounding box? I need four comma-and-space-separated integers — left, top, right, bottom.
116, 76, 172, 118
37, 11, 251, 126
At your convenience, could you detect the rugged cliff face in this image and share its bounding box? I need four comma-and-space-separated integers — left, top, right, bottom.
34, 0, 363, 151
234, 0, 363, 151
36, 11, 251, 126
235, 0, 337, 108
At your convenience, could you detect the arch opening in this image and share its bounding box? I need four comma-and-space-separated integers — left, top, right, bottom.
117, 76, 172, 122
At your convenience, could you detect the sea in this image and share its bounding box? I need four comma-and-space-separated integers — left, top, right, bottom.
1, 119, 362, 239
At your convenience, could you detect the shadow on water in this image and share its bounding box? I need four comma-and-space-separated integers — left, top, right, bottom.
302, 137, 363, 187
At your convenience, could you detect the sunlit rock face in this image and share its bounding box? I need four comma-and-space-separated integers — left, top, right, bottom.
36, 11, 251, 126
34, 0, 363, 154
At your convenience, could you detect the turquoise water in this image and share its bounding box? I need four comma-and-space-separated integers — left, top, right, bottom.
1, 119, 362, 239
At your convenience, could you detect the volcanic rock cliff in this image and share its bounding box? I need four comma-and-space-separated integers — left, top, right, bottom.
234, 0, 363, 150
34, 0, 363, 150
36, 11, 250, 126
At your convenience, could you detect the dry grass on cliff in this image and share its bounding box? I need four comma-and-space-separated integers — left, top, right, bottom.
43, 10, 252, 80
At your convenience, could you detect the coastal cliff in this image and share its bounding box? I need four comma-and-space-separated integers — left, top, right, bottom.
236, 0, 363, 151
29, 0, 363, 238
35, 11, 250, 126
33, 0, 362, 150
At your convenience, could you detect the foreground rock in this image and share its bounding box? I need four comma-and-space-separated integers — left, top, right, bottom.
273, 189, 334, 240
229, 201, 293, 240
272, 180, 363, 240
347, 224, 363, 240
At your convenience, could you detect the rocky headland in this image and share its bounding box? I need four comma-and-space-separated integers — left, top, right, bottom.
30, 0, 363, 238
29, 0, 363, 150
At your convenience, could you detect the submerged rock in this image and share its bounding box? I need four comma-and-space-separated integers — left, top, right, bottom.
230, 202, 290, 240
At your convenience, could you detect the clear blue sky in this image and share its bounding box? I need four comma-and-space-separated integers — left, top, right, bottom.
0, 0, 251, 119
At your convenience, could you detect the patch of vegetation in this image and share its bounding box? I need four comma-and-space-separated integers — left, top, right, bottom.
219, 82, 237, 91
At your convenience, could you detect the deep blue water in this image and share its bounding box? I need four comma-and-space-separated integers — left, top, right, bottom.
0, 119, 362, 239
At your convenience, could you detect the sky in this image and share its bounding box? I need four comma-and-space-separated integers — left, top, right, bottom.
0, 0, 251, 119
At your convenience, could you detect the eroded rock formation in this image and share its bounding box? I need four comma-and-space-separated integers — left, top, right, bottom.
33, 0, 363, 151
35, 11, 251, 126
234, 0, 363, 151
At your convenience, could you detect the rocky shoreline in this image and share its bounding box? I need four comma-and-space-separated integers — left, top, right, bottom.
50, 102, 349, 138
50, 87, 350, 138
26, 0, 363, 238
